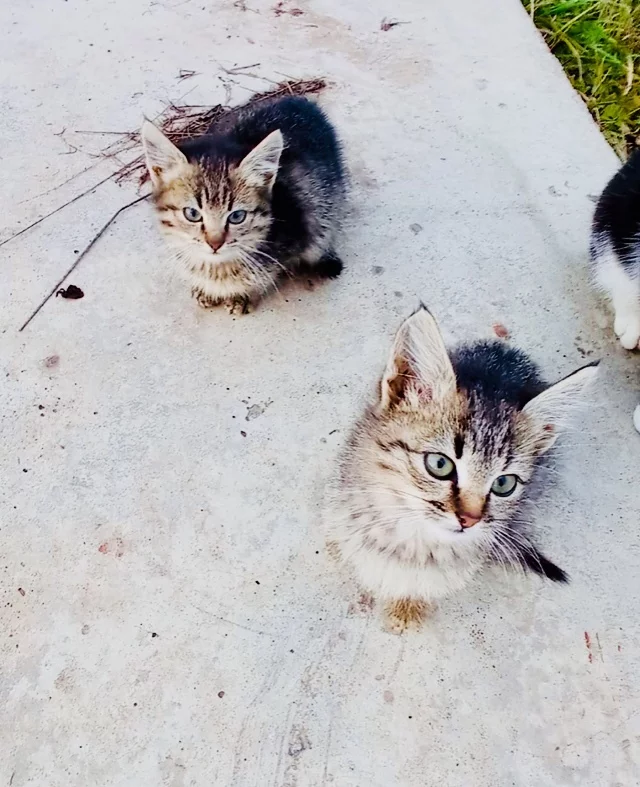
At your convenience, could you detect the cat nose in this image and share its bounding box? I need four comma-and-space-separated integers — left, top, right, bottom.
458, 511, 482, 528
206, 231, 226, 252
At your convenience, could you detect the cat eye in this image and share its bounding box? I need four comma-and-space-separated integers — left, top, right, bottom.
425, 452, 456, 480
227, 209, 247, 225
490, 474, 519, 497
183, 206, 202, 222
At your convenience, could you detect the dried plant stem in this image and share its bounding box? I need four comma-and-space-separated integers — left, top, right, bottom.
19, 194, 149, 332
0, 172, 116, 249
2, 76, 327, 250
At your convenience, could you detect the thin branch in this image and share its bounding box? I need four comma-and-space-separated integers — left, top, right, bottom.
0, 172, 116, 249
4, 76, 327, 253
17, 163, 97, 205
190, 603, 274, 638
74, 129, 138, 135
18, 194, 150, 332
219, 62, 261, 75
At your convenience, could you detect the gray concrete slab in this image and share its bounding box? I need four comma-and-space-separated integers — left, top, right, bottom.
1, 0, 639, 785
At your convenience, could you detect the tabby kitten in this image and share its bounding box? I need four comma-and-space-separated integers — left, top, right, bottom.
141, 96, 346, 314
590, 148, 640, 432
328, 307, 598, 632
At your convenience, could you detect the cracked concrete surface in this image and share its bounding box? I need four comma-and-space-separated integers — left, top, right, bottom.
1, 0, 639, 785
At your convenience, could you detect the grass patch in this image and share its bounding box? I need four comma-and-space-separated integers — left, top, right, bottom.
523, 0, 640, 158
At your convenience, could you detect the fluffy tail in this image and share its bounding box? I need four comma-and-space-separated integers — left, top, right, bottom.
521, 546, 569, 583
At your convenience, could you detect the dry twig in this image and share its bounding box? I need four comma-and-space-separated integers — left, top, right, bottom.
0, 172, 117, 249
380, 17, 407, 31
107, 76, 326, 187
19, 194, 149, 332
2, 76, 326, 250
177, 69, 199, 81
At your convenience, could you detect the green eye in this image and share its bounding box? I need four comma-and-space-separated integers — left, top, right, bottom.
425, 452, 456, 480
491, 474, 519, 497
228, 209, 247, 225
183, 206, 202, 222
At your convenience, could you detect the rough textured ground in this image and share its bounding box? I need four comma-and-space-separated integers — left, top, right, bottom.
1, 1, 639, 785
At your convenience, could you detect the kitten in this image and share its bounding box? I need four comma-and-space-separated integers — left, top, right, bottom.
141, 96, 346, 314
328, 307, 598, 632
590, 148, 640, 432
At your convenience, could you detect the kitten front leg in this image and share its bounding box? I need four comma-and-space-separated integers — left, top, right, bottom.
192, 288, 254, 315
224, 295, 253, 315
192, 288, 221, 310
383, 598, 433, 634
613, 299, 640, 349
325, 539, 342, 562
604, 264, 640, 349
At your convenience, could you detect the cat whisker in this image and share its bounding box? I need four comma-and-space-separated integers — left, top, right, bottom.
235, 249, 278, 295
488, 532, 526, 576
246, 245, 290, 276
235, 243, 289, 286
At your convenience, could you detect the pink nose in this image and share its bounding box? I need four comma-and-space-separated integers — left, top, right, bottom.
207, 232, 226, 252
458, 511, 481, 529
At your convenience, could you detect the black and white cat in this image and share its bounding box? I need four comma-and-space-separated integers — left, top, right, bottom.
590, 149, 640, 432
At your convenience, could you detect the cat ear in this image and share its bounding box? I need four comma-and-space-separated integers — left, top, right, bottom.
236, 130, 283, 190
141, 120, 187, 187
378, 305, 456, 412
520, 362, 599, 454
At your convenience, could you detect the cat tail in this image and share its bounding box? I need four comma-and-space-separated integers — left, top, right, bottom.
519, 545, 569, 583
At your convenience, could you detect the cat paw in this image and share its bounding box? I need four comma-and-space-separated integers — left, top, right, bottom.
347, 591, 375, 617
193, 289, 220, 310
382, 598, 432, 634
613, 308, 640, 350
633, 404, 640, 434
325, 539, 342, 562
225, 296, 252, 315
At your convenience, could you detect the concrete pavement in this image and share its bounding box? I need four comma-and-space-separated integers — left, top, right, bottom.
1, 0, 639, 785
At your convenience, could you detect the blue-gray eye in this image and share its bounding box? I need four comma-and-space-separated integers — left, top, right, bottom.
491, 474, 518, 497
425, 452, 455, 480
228, 209, 247, 225
183, 206, 202, 222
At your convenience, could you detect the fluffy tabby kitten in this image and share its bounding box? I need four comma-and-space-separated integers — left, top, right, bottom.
141, 96, 346, 313
328, 307, 598, 632
590, 148, 640, 432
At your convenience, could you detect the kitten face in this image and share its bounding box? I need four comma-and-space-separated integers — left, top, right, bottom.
141, 121, 282, 277
342, 307, 598, 555
153, 163, 272, 267
370, 393, 538, 549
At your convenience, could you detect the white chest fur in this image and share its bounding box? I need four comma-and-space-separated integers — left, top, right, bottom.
330, 505, 485, 602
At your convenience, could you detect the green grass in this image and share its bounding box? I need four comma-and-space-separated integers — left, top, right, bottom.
523, 0, 640, 158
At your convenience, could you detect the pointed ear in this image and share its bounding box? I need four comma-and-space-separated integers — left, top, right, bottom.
520, 362, 599, 455
141, 120, 187, 188
378, 306, 456, 412
236, 130, 283, 191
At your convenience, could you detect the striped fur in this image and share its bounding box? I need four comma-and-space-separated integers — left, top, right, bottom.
141, 97, 346, 313
327, 307, 597, 631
